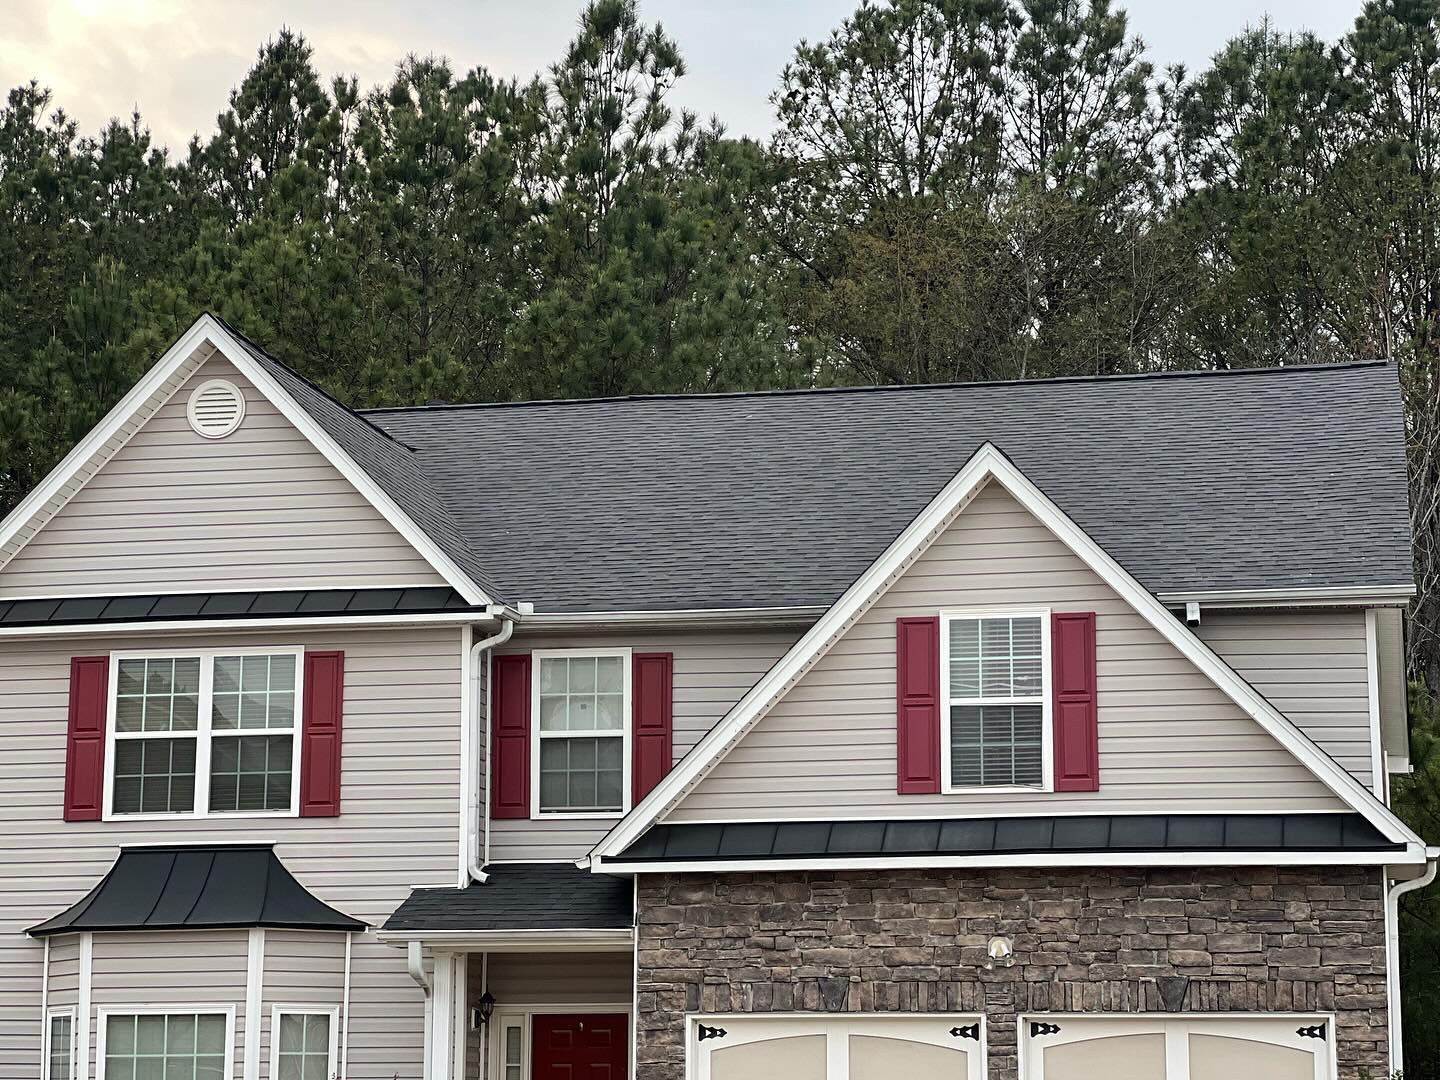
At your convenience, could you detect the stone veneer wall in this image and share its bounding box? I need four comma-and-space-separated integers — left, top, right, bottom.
635, 867, 1388, 1080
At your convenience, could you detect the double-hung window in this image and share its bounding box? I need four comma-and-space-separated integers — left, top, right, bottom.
942, 611, 1049, 790
532, 649, 630, 817
107, 648, 302, 819
99, 1010, 231, 1080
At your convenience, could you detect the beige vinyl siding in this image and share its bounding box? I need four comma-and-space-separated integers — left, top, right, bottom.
89, 931, 249, 1080
488, 629, 801, 860
46, 937, 81, 1010
1375, 607, 1411, 771
260, 931, 348, 1080
0, 624, 463, 1080
667, 481, 1347, 822
1196, 608, 1375, 791
465, 953, 632, 1080
0, 357, 446, 597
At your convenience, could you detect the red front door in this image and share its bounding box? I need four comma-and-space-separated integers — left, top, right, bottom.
531, 1014, 628, 1080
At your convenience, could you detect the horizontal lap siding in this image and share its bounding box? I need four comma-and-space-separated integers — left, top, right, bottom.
0, 358, 445, 597
488, 629, 801, 860
88, 931, 250, 1080
261, 931, 348, 1080
0, 625, 462, 1080
668, 482, 1345, 821
1198, 609, 1374, 791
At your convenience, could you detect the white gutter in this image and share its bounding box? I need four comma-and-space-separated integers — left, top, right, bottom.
1388, 850, 1440, 1075
468, 617, 515, 885
378, 927, 635, 951
517, 605, 826, 631
1157, 584, 1416, 609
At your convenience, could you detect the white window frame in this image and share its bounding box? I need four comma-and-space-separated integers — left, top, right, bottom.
95, 1005, 237, 1080
940, 607, 1053, 794
44, 1007, 76, 1080
529, 647, 633, 820
269, 1005, 340, 1080
488, 1004, 634, 1080
103, 646, 305, 821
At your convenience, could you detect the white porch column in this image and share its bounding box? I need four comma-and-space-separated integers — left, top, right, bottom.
427, 951, 467, 1080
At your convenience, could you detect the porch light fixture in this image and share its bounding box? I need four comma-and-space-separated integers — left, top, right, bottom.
476, 991, 496, 1027
987, 936, 1015, 968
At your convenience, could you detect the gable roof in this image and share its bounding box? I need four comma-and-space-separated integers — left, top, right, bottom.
588, 443, 1426, 864
0, 316, 497, 607
365, 361, 1413, 612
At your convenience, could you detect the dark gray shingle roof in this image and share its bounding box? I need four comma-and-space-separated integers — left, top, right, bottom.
382, 863, 632, 932
361, 362, 1413, 613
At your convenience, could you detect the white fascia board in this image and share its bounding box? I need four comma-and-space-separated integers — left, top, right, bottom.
589, 442, 1423, 861
593, 843, 1427, 875
373, 928, 634, 952
518, 606, 828, 631
0, 610, 498, 639
1156, 584, 1416, 608
199, 317, 489, 606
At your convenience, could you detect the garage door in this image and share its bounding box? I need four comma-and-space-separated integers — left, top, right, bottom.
1022, 1015, 1334, 1080
690, 1015, 984, 1080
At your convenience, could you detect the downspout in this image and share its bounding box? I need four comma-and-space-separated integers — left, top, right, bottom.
468, 617, 515, 885
1387, 851, 1439, 1075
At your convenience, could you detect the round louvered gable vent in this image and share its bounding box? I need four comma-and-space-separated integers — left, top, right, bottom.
186, 378, 246, 438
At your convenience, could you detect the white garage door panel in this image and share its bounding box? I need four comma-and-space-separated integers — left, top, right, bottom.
1024, 1016, 1333, 1080
692, 1015, 983, 1080
1043, 1032, 1167, 1079
710, 1035, 827, 1080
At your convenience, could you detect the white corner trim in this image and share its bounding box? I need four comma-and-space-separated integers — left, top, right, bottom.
0, 314, 490, 606
77, 933, 92, 1080
588, 442, 1423, 861
243, 928, 264, 1080
1366, 609, 1386, 801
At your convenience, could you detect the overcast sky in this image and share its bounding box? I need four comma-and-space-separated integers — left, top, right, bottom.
3, 0, 1365, 154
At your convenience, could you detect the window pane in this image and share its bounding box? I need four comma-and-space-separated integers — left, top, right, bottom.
213, 653, 298, 732
48, 1015, 73, 1080
950, 704, 1044, 787
949, 616, 1042, 699
208, 735, 293, 812
118, 658, 202, 734
113, 739, 197, 814
107, 1014, 227, 1080
539, 735, 623, 813
276, 1014, 330, 1080
596, 656, 623, 692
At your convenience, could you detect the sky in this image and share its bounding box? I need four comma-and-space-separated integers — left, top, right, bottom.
2, 0, 1365, 155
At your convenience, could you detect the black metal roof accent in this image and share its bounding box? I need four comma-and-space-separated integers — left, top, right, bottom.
615, 813, 1403, 863
382, 863, 633, 933
28, 845, 365, 937
0, 587, 483, 628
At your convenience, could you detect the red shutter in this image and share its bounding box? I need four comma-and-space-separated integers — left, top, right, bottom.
1052, 611, 1099, 792
64, 656, 109, 822
896, 617, 942, 794
490, 653, 532, 819
299, 650, 345, 817
632, 652, 674, 802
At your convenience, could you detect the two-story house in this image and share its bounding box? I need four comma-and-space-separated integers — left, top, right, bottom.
0, 314, 1431, 1080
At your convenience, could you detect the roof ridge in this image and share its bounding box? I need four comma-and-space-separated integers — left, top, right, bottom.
208, 313, 421, 451
359, 359, 1393, 416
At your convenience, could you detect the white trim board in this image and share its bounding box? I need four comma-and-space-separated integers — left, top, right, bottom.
0, 314, 490, 606
588, 442, 1423, 863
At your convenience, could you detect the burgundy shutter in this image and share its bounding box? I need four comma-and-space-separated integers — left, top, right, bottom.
64, 656, 109, 822
490, 653, 532, 819
299, 650, 345, 817
632, 652, 674, 802
896, 617, 942, 794
1052, 611, 1099, 792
